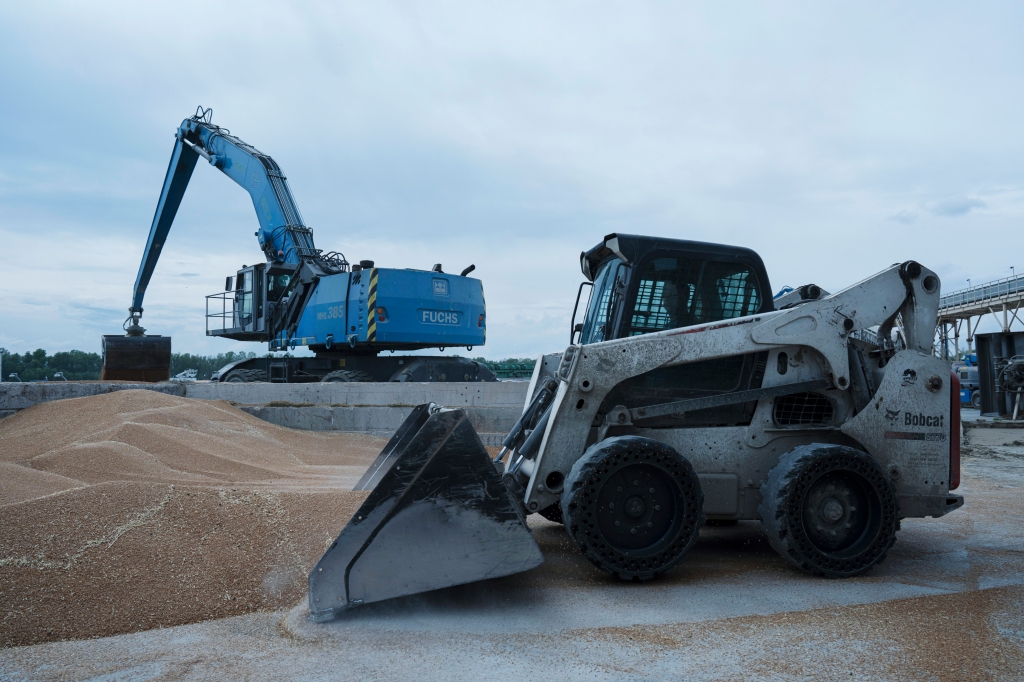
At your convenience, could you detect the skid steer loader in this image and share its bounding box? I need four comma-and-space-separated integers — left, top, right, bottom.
309, 234, 963, 621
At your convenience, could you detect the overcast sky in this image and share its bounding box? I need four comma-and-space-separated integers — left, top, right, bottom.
1, 2, 1021, 359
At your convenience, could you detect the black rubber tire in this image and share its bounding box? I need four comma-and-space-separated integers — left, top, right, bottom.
561, 436, 705, 581
320, 370, 376, 383
759, 444, 900, 578
971, 392, 982, 409
222, 369, 267, 383
537, 503, 564, 525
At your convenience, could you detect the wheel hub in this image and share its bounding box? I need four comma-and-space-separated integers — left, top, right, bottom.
624, 495, 646, 518
802, 471, 872, 554
821, 497, 844, 522
596, 464, 677, 551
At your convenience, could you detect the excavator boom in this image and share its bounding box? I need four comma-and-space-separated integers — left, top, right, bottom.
103, 107, 344, 381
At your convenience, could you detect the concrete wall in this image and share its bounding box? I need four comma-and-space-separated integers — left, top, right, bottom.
0, 382, 185, 410
0, 381, 529, 442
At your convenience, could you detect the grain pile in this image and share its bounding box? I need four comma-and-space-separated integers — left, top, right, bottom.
0, 390, 384, 647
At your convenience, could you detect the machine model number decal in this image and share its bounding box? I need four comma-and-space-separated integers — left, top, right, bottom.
317, 305, 345, 321
884, 431, 947, 442
420, 309, 461, 325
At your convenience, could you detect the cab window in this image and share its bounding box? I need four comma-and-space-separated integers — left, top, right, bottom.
581, 258, 626, 345
627, 257, 760, 336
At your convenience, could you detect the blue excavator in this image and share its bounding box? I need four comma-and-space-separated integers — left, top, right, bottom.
102, 108, 492, 383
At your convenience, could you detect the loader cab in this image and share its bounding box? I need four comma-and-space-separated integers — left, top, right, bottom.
576, 234, 774, 428
576, 234, 772, 344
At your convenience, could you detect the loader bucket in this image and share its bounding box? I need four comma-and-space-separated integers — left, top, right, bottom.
100, 334, 171, 382
308, 405, 543, 621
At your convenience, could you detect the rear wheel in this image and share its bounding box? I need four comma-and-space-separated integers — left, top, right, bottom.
222, 369, 267, 383
971, 392, 981, 409
562, 436, 704, 580
759, 444, 899, 578
320, 370, 376, 383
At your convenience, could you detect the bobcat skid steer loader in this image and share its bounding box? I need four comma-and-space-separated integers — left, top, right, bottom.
308, 235, 962, 621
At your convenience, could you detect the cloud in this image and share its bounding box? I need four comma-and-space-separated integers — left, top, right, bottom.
890, 209, 917, 224
930, 197, 987, 217
0, 3, 1022, 357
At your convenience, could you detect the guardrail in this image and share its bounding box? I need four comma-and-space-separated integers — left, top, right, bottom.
206, 291, 238, 335
940, 275, 1024, 310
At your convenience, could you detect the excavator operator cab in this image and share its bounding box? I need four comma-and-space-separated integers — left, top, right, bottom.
233, 264, 262, 330
207, 263, 274, 341
573, 234, 772, 344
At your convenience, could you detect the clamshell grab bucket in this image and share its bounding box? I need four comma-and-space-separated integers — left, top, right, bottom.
101, 335, 171, 382
308, 405, 543, 621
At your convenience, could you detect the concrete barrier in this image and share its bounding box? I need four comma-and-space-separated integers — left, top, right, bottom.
0, 381, 529, 442
237, 405, 517, 445
183, 381, 529, 407
0, 382, 185, 410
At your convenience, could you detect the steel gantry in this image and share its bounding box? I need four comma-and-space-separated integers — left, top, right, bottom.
936, 274, 1024, 359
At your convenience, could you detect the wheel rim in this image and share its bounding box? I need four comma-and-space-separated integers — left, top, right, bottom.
786, 452, 897, 574
595, 463, 680, 552
800, 470, 879, 557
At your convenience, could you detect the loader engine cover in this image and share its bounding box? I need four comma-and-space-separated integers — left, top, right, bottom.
308, 405, 543, 620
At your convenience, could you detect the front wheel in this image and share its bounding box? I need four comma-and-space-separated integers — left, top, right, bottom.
561, 436, 705, 581
759, 444, 899, 578
971, 392, 981, 409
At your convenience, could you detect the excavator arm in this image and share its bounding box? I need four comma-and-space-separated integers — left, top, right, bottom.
129, 107, 336, 323
105, 107, 345, 381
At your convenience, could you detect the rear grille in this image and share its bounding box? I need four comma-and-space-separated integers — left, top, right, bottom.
773, 392, 834, 427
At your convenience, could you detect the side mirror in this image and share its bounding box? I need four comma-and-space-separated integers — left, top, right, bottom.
570, 281, 593, 343
225, 276, 233, 292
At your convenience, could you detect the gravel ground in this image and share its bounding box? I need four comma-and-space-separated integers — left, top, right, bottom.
1, 409, 1023, 680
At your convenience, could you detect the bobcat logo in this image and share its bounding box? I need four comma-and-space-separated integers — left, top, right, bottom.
884, 408, 901, 424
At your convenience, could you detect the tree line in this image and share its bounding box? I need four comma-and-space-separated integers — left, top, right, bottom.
0, 349, 536, 382
0, 349, 259, 382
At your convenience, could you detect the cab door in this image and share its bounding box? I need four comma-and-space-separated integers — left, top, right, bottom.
602, 252, 768, 427
234, 266, 255, 331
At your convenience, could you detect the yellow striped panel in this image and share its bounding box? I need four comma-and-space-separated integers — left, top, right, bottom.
367, 268, 378, 341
